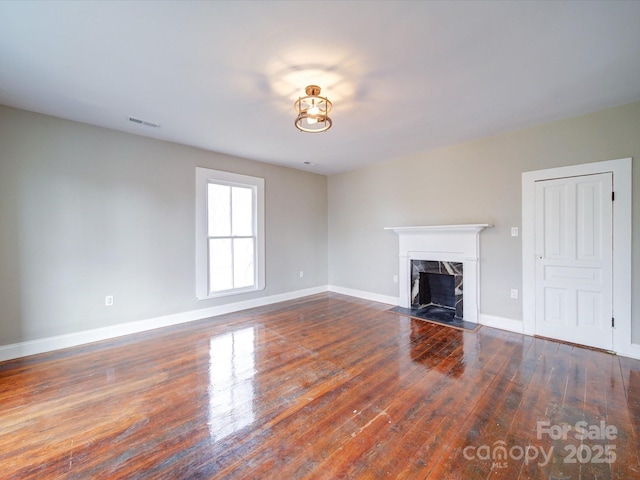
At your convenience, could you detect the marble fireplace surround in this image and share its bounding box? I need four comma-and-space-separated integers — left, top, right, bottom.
385, 224, 492, 324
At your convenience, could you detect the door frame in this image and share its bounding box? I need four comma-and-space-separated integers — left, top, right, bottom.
522, 157, 632, 355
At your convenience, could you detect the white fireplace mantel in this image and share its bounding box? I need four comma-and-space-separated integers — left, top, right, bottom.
385, 224, 492, 323
384, 224, 491, 235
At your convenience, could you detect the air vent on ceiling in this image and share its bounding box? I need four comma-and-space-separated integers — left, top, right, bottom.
128, 116, 160, 128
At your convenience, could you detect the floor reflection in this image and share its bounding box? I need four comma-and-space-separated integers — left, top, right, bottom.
208, 326, 256, 440
410, 319, 465, 377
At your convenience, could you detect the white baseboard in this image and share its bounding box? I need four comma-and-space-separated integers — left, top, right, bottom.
479, 314, 524, 334
478, 314, 640, 359
615, 343, 640, 360
6, 285, 637, 362
0, 285, 328, 362
328, 285, 399, 306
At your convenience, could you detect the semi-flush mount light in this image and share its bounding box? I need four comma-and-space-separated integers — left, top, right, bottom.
294, 85, 332, 133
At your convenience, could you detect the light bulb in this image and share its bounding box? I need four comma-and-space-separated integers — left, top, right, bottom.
307, 105, 320, 125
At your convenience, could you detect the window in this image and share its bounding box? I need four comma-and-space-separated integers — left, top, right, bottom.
196, 167, 265, 299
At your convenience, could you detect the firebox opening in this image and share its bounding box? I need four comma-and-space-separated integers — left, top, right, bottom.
418, 272, 455, 308
411, 260, 463, 321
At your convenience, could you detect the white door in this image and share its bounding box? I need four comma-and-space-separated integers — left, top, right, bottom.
534, 172, 613, 350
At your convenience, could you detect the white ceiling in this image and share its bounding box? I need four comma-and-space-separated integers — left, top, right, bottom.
1, 1, 639, 175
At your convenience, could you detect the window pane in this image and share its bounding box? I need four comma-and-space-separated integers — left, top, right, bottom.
208, 183, 231, 236
233, 238, 255, 288
232, 186, 254, 236
209, 238, 233, 292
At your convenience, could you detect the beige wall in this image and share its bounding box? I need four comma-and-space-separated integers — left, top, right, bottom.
1, 101, 638, 349
0, 106, 328, 346
328, 101, 639, 340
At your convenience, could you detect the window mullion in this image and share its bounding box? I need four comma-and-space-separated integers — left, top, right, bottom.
229, 187, 235, 289
206, 234, 212, 295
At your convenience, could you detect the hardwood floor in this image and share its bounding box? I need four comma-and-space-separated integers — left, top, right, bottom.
1, 292, 639, 479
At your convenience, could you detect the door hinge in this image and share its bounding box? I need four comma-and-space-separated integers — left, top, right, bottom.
612, 191, 615, 201
612, 317, 615, 327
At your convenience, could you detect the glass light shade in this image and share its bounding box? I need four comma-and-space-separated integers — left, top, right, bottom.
294, 85, 332, 133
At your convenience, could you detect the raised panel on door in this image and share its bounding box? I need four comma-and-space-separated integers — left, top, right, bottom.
576, 179, 603, 261
543, 287, 566, 325
542, 184, 569, 260
576, 290, 602, 327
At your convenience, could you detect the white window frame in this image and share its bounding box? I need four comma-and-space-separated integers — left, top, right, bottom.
196, 167, 265, 300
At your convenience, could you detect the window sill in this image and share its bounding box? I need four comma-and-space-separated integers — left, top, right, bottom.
196, 284, 265, 301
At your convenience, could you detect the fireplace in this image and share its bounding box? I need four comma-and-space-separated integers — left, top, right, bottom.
385, 224, 491, 324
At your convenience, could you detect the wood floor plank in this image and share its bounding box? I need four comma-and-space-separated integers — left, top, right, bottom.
1, 292, 639, 479
424, 331, 536, 479
608, 355, 640, 478
198, 315, 436, 477
404, 330, 533, 479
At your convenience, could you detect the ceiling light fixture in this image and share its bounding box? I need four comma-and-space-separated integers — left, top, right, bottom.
294, 85, 332, 133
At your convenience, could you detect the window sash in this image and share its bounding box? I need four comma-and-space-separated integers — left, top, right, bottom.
206, 182, 257, 294
207, 236, 256, 293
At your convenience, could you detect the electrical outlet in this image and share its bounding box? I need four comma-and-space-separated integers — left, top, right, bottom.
105, 295, 114, 306
511, 227, 519, 237
393, 275, 398, 283
299, 271, 304, 278
510, 289, 518, 299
